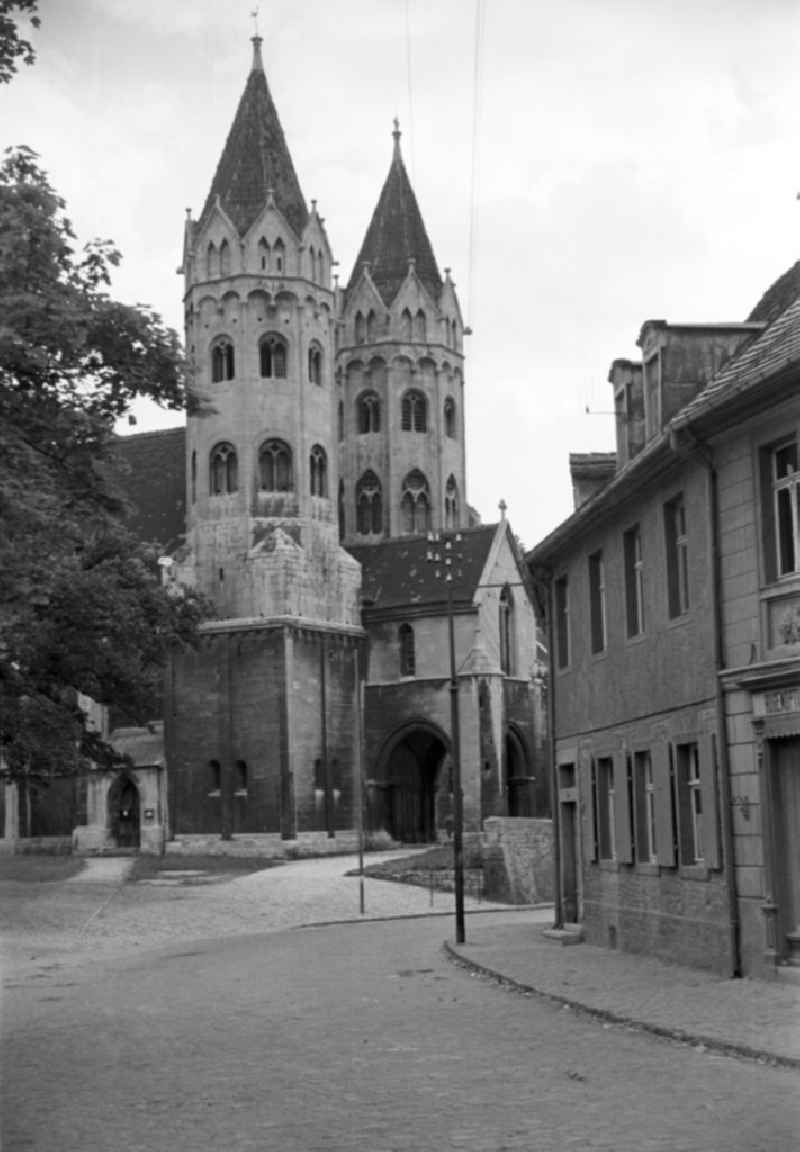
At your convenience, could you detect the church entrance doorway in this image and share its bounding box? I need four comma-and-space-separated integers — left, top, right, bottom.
383, 726, 448, 843
108, 774, 141, 850
506, 727, 531, 816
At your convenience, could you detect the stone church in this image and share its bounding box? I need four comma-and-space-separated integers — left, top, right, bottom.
4, 38, 546, 855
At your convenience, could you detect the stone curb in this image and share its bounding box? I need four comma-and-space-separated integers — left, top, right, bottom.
295, 904, 553, 930
443, 941, 800, 1072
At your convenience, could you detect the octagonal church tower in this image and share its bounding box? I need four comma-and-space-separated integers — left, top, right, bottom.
167, 38, 363, 847
337, 122, 468, 544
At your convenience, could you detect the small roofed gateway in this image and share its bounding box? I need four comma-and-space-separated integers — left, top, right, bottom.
527, 261, 800, 980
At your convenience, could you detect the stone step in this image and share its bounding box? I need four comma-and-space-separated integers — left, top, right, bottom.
541, 922, 585, 946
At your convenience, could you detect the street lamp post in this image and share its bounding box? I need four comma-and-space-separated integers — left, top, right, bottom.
428, 532, 466, 944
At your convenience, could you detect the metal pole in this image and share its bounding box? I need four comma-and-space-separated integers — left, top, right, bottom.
448, 582, 466, 944
354, 641, 365, 915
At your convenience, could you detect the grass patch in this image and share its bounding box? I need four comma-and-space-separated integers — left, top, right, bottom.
128, 854, 285, 883
0, 855, 85, 884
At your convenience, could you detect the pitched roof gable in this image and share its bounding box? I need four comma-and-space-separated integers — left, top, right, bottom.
347, 122, 442, 307
347, 525, 498, 613
200, 38, 308, 238
110, 427, 186, 551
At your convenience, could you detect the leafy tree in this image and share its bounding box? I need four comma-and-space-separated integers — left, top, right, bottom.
0, 1, 39, 84
0, 146, 205, 780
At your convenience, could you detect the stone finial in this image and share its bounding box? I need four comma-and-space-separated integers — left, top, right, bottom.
185, 207, 192, 219
251, 34, 264, 72
392, 117, 401, 157
311, 199, 317, 214
498, 499, 507, 521
266, 187, 276, 208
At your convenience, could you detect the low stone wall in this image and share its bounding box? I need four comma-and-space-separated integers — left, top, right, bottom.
481, 817, 553, 904
166, 831, 362, 859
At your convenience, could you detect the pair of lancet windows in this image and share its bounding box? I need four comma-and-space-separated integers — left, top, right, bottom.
399, 308, 427, 343
356, 470, 383, 535
206, 240, 231, 280
256, 236, 284, 274
400, 469, 431, 535
260, 334, 287, 379
354, 310, 378, 345
401, 390, 427, 433
208, 440, 327, 498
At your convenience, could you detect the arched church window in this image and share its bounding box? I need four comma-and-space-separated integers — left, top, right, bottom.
338, 478, 345, 541
211, 337, 235, 383
258, 237, 269, 271
444, 396, 456, 438
219, 238, 231, 277
451, 319, 458, 350
400, 469, 430, 535
309, 246, 317, 282
415, 309, 427, 342
354, 311, 366, 345
206, 242, 219, 279
399, 623, 416, 677
356, 470, 382, 535
357, 390, 381, 434
274, 237, 285, 273
210, 442, 238, 495
310, 445, 328, 498
260, 334, 287, 379
499, 584, 515, 675
308, 343, 322, 385
366, 310, 376, 342
400, 308, 412, 341
401, 389, 427, 433
445, 474, 459, 530
259, 439, 293, 492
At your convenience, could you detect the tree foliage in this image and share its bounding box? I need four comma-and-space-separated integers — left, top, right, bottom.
0, 1, 38, 84
0, 147, 206, 779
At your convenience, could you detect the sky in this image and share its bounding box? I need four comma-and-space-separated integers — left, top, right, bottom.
4, 0, 800, 547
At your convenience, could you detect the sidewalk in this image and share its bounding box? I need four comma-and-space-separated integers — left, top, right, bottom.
446, 913, 800, 1069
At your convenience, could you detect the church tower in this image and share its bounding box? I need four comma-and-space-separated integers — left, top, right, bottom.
337, 122, 468, 543
167, 39, 363, 847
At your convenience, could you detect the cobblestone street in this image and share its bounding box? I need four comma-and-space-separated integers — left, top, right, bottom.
3, 856, 798, 1151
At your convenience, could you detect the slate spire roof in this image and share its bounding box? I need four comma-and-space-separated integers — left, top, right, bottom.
348, 120, 442, 305
200, 37, 308, 238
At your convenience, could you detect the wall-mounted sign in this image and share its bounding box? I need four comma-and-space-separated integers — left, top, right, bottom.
143, 808, 155, 823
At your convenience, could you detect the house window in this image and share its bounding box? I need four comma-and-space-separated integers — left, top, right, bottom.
259, 439, 293, 492
773, 439, 799, 577
499, 585, 514, 675
401, 390, 427, 432
400, 469, 431, 535
235, 760, 248, 794
444, 396, 456, 438
260, 334, 287, 379
356, 470, 382, 535
594, 756, 615, 860
309, 445, 328, 498
211, 338, 235, 383
555, 575, 569, 669
634, 750, 657, 863
665, 494, 689, 617
308, 343, 322, 385
399, 623, 415, 676
588, 550, 606, 654
623, 524, 644, 637
444, 474, 458, 530
209, 759, 221, 794
210, 442, 238, 495
676, 742, 703, 864
357, 391, 381, 433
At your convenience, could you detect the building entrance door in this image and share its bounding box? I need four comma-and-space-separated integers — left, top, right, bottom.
774, 737, 800, 963
109, 775, 141, 850
561, 800, 579, 923
385, 729, 447, 843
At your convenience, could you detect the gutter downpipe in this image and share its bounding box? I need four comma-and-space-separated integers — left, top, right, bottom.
543, 568, 562, 929
672, 428, 741, 977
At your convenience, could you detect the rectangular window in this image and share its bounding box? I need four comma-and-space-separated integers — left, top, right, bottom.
633, 749, 657, 863
675, 742, 703, 864
588, 550, 606, 653
555, 575, 569, 669
773, 439, 799, 577
596, 756, 615, 860
623, 525, 644, 637
665, 494, 689, 617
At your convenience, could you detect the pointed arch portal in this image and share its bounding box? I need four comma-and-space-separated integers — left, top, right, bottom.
375, 722, 450, 843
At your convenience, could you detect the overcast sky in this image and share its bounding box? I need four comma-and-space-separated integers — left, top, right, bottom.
5, 0, 800, 546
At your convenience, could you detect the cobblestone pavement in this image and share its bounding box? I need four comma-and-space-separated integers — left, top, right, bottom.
450, 918, 800, 1066
4, 915, 798, 1152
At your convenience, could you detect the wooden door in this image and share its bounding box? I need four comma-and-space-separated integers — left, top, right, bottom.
774, 738, 800, 959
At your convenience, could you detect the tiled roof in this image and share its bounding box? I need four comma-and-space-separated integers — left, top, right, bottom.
747, 259, 800, 327
675, 292, 800, 427
569, 452, 617, 476
347, 525, 498, 613
110, 427, 186, 551
347, 125, 442, 306
200, 40, 308, 238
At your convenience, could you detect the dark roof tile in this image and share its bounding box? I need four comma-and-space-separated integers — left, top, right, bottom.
110, 427, 186, 551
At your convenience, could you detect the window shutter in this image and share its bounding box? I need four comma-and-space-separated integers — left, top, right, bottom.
699, 732, 721, 869
581, 754, 597, 863
652, 741, 676, 866
759, 447, 777, 584
614, 750, 632, 862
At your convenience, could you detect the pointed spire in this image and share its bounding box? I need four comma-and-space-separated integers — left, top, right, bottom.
200, 40, 308, 237
347, 119, 442, 306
